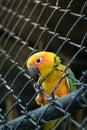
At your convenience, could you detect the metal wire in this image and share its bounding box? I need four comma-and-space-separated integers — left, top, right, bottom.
0, 0, 87, 130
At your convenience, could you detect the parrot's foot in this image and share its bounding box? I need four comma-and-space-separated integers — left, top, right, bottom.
46, 95, 63, 108
41, 119, 48, 123
34, 82, 43, 92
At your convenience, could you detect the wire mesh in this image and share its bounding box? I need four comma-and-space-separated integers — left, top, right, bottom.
0, 0, 87, 129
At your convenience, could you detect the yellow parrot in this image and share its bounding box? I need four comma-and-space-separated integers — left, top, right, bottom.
26, 51, 76, 129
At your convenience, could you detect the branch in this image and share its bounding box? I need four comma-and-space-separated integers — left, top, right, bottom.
0, 86, 87, 130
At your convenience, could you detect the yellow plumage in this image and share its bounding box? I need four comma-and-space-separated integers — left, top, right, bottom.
27, 51, 75, 106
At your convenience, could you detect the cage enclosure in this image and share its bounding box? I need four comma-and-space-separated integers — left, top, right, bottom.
0, 0, 87, 130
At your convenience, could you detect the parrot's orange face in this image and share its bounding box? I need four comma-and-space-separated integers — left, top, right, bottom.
27, 51, 61, 82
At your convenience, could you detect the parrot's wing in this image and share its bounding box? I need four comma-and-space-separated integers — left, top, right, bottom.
66, 69, 76, 92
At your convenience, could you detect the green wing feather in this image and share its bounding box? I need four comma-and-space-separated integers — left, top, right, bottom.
66, 69, 76, 92
40, 118, 61, 130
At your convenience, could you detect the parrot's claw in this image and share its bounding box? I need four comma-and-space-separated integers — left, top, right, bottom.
34, 82, 43, 93
41, 119, 48, 123
54, 96, 63, 108
46, 95, 63, 108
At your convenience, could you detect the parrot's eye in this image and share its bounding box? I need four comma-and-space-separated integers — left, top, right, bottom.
35, 57, 42, 64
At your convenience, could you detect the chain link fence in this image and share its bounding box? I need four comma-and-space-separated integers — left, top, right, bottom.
0, 0, 87, 129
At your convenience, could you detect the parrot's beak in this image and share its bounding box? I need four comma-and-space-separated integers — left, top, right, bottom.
28, 65, 40, 81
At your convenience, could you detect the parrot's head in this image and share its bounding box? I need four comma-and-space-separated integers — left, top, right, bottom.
26, 51, 61, 82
